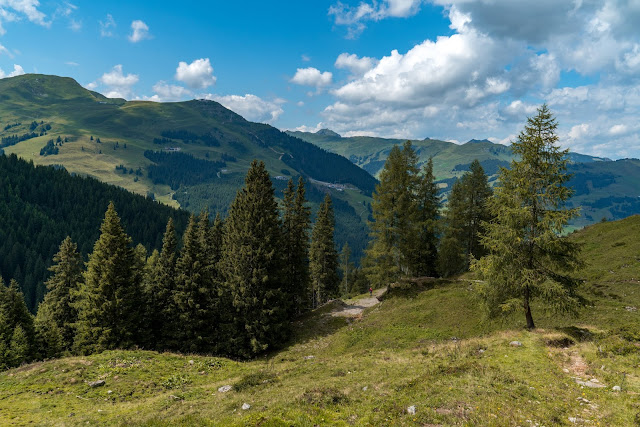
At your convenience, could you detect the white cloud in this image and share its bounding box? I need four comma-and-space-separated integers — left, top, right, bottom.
98, 64, 139, 99
301, 54, 311, 62
128, 19, 150, 43
99, 13, 115, 37
609, 124, 628, 136
335, 53, 378, 76
568, 123, 590, 141
68, 18, 81, 31
200, 93, 284, 123
148, 81, 192, 102
329, 0, 424, 38
0, 0, 49, 35
84, 81, 98, 90
291, 67, 333, 87
0, 64, 25, 78
65, 61, 79, 66
175, 58, 217, 89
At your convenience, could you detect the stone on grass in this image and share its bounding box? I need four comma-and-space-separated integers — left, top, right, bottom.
509, 341, 523, 347
407, 405, 416, 415
218, 385, 232, 393
88, 380, 105, 388
612, 385, 621, 391
242, 403, 251, 410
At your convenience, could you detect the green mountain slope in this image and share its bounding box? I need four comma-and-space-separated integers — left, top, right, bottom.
288, 129, 639, 228
1, 216, 639, 425
0, 74, 376, 259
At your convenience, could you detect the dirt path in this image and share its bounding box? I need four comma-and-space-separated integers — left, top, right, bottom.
331, 288, 386, 318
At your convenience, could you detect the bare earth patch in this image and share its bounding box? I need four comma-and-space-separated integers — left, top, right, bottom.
331, 288, 386, 318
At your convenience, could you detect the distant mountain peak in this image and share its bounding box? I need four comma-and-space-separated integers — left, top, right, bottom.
316, 128, 341, 138
466, 138, 492, 144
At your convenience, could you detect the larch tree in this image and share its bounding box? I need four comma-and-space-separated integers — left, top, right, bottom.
309, 194, 340, 307
220, 160, 287, 358
475, 105, 583, 329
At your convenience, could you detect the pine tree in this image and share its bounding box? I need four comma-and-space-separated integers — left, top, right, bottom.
365, 141, 419, 286
220, 160, 287, 358
144, 218, 178, 350
475, 105, 583, 329
411, 158, 440, 277
74, 202, 141, 354
282, 177, 311, 316
37, 236, 83, 350
309, 194, 340, 307
34, 303, 63, 359
7, 325, 30, 367
339, 243, 354, 297
437, 180, 467, 277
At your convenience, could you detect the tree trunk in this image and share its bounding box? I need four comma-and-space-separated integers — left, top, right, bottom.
524, 286, 535, 329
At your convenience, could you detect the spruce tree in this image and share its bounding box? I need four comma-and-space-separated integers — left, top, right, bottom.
7, 325, 30, 367
339, 243, 354, 297
220, 160, 286, 358
0, 279, 35, 367
282, 177, 311, 316
437, 180, 467, 277
411, 158, 440, 277
74, 202, 141, 354
34, 302, 63, 359
309, 194, 340, 307
144, 218, 178, 350
365, 141, 419, 286
37, 237, 83, 351
475, 105, 583, 329
174, 214, 213, 353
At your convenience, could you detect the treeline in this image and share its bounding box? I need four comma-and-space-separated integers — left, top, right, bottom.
0, 154, 190, 311
145, 150, 226, 190
0, 160, 342, 368
364, 141, 493, 285
1, 132, 38, 148
160, 130, 220, 147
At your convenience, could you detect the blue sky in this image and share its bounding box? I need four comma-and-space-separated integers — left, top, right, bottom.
1, 1, 639, 159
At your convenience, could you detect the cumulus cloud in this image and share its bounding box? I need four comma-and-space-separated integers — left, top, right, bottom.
99, 14, 116, 37
97, 64, 139, 99
128, 19, 150, 43
0, 64, 25, 78
329, 0, 424, 38
200, 93, 284, 123
148, 81, 192, 102
291, 67, 333, 87
175, 58, 217, 89
335, 53, 378, 77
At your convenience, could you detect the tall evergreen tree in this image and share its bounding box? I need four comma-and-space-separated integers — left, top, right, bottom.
411, 158, 440, 277
144, 218, 178, 350
475, 105, 583, 329
220, 160, 287, 358
173, 214, 214, 353
282, 177, 311, 316
0, 279, 35, 368
309, 194, 340, 307
37, 237, 83, 351
339, 243, 355, 297
34, 299, 63, 359
74, 202, 141, 354
437, 161, 492, 277
365, 141, 419, 286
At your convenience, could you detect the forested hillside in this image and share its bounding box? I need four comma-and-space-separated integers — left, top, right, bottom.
0, 74, 376, 262
0, 154, 190, 310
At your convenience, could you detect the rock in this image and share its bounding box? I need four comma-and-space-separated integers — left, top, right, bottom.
612, 385, 621, 391
509, 341, 523, 347
88, 380, 105, 388
407, 405, 416, 415
188, 360, 195, 365
107, 390, 113, 395
242, 403, 251, 410
304, 355, 315, 360
362, 386, 368, 391
218, 385, 232, 393
625, 306, 637, 312
575, 379, 606, 388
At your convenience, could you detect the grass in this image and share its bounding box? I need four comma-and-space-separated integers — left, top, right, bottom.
2, 216, 640, 425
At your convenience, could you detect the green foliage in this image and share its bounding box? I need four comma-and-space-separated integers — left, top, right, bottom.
475, 105, 583, 329
34, 303, 63, 360
410, 157, 440, 277
0, 279, 35, 368
74, 203, 142, 354
220, 160, 288, 358
310, 194, 340, 307
438, 160, 492, 277
233, 370, 277, 391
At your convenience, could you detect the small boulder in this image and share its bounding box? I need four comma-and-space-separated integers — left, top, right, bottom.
407, 405, 416, 415
218, 385, 232, 393
509, 341, 523, 347
304, 355, 315, 360
188, 360, 195, 365
88, 380, 105, 388
242, 403, 251, 410
612, 385, 621, 392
